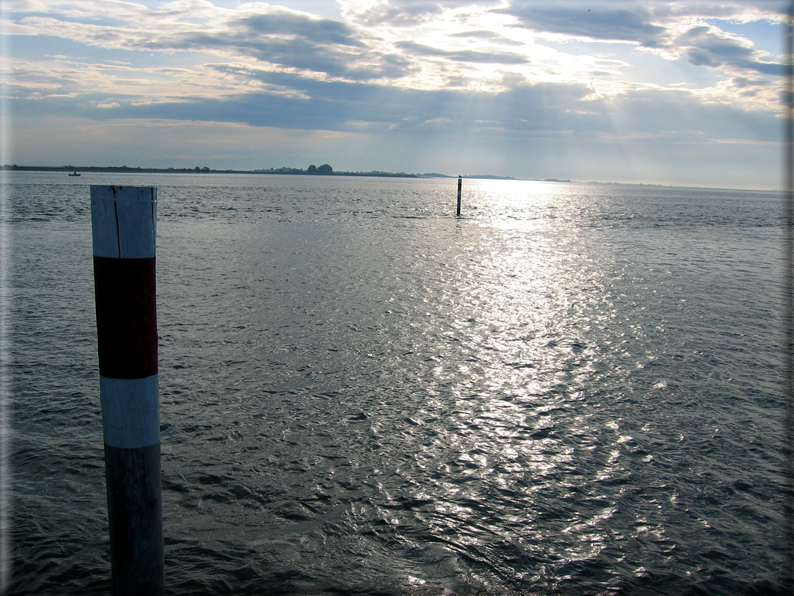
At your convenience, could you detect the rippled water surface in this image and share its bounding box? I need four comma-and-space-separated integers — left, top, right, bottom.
7, 172, 787, 594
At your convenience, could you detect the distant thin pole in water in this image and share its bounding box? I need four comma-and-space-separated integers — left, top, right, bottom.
457, 176, 462, 216
785, 1, 794, 586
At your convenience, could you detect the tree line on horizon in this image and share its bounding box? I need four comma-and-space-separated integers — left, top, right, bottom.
260, 164, 334, 175
1, 163, 420, 178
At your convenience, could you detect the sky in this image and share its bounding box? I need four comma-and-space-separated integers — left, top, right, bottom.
1, 0, 790, 188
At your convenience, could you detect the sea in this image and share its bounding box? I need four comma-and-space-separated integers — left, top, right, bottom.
4, 171, 788, 594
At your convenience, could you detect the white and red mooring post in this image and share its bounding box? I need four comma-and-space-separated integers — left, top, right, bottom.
91, 186, 163, 596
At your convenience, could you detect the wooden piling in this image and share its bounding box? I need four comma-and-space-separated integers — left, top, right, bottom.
457, 176, 462, 216
91, 186, 163, 596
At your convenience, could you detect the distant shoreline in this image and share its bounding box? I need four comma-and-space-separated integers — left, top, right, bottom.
0, 164, 520, 181
1, 164, 419, 178
5, 166, 771, 191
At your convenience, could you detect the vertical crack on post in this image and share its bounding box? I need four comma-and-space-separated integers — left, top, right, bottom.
113, 201, 121, 258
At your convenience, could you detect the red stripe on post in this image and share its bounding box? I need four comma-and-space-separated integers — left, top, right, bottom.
94, 256, 158, 379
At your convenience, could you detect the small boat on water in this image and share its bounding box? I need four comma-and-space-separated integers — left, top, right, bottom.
68, 171, 81, 176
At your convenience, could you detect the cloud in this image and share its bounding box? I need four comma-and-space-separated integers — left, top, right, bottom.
12, 61, 778, 145
237, 11, 363, 47
448, 30, 524, 46
340, 0, 502, 27
420, 116, 453, 127
7, 56, 301, 105
492, 0, 784, 105
10, 115, 376, 169
10, 0, 787, 102
15, 3, 416, 83
11, 75, 781, 188
502, 3, 665, 44
6, 0, 788, 189
178, 31, 414, 80
679, 25, 782, 76
395, 41, 529, 64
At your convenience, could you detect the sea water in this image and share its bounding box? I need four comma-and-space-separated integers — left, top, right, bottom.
5, 172, 786, 594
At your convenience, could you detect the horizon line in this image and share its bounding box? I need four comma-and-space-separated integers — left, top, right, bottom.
2, 164, 780, 193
